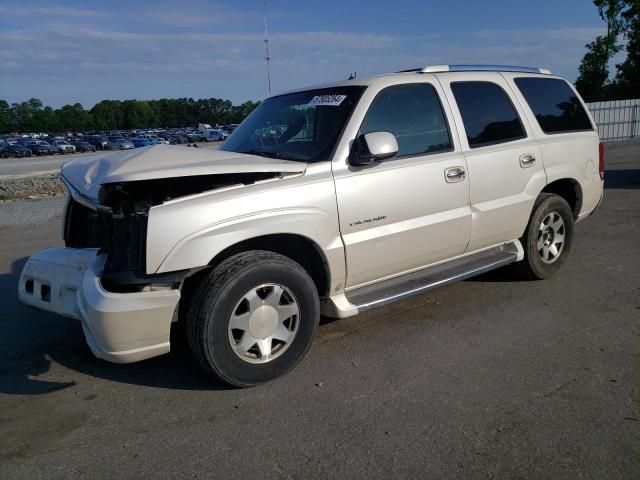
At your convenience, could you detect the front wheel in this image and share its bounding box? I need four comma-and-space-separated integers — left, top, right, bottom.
186, 251, 320, 387
517, 193, 574, 280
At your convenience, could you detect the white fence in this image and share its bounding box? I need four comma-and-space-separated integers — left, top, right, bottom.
586, 98, 640, 142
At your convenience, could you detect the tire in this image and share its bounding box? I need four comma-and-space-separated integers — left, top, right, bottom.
186, 251, 320, 387
517, 193, 574, 280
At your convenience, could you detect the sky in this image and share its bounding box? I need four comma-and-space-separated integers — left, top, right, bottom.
0, 0, 610, 108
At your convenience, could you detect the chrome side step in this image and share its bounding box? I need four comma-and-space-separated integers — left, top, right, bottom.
346, 242, 520, 312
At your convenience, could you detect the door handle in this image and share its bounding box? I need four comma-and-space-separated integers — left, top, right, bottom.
519, 153, 536, 168
445, 166, 466, 183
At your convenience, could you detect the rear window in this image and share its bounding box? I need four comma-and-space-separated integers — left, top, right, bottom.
514, 78, 593, 134
451, 82, 526, 148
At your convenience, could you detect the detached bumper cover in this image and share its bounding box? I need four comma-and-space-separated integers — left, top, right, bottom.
18, 248, 180, 363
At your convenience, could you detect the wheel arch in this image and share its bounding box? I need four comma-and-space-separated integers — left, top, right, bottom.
540, 178, 582, 219
182, 233, 332, 301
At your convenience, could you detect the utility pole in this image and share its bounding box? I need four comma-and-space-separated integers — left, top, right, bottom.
263, 0, 272, 96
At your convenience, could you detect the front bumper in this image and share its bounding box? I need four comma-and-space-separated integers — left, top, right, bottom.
18, 248, 180, 363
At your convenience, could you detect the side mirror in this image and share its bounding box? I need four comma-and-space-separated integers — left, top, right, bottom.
349, 131, 399, 166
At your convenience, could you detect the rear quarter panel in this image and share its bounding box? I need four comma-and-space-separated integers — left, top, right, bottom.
501, 73, 603, 219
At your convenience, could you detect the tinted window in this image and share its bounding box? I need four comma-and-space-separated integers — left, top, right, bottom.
451, 82, 526, 148
359, 84, 451, 157
515, 78, 593, 133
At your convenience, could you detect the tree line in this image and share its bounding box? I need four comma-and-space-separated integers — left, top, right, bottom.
0, 97, 261, 134
575, 0, 640, 102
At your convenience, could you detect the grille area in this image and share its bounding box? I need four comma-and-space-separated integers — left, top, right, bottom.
64, 198, 148, 275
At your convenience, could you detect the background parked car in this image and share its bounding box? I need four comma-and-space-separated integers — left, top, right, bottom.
85, 136, 109, 150
1, 144, 32, 158
210, 129, 228, 141
48, 139, 76, 154
70, 139, 97, 152
149, 134, 169, 144
186, 132, 207, 142
106, 136, 135, 150
131, 134, 164, 148
23, 140, 56, 156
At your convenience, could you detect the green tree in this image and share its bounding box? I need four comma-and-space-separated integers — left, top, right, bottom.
0, 100, 12, 133
34, 106, 58, 132
576, 0, 627, 101
230, 101, 260, 123
576, 37, 613, 101
56, 103, 92, 131
121, 100, 156, 129
11, 99, 38, 132
613, 1, 640, 97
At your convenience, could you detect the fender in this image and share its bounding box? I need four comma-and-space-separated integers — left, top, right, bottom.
144, 171, 347, 294
156, 207, 342, 273
537, 134, 601, 219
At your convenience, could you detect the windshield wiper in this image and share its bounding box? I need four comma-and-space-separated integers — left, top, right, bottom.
242, 148, 282, 158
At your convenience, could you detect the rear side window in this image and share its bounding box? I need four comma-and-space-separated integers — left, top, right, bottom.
451, 82, 526, 148
514, 77, 593, 134
359, 83, 451, 157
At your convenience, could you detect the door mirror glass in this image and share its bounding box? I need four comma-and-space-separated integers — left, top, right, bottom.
349, 131, 398, 166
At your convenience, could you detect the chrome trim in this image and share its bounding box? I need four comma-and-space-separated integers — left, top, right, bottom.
355, 256, 515, 312
401, 65, 552, 75
347, 242, 521, 312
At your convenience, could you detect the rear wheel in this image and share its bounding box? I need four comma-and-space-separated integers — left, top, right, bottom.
186, 251, 320, 387
517, 193, 574, 279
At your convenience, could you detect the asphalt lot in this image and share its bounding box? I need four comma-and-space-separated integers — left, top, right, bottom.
0, 143, 638, 479
0, 142, 220, 178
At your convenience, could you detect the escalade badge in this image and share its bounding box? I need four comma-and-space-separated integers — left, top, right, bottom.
349, 216, 386, 227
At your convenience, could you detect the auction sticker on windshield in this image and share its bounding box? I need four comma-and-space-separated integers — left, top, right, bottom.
308, 95, 347, 106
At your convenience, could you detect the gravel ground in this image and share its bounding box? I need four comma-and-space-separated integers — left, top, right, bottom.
0, 197, 66, 228
0, 174, 65, 201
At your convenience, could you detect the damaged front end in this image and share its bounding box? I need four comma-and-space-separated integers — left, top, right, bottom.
62, 172, 280, 292
18, 144, 308, 364
19, 171, 287, 364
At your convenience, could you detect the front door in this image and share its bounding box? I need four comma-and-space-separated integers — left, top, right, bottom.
332, 81, 472, 289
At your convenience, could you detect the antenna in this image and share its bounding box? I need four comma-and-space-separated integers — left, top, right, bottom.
263, 0, 271, 96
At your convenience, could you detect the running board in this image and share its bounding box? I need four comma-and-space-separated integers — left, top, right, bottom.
346, 242, 520, 312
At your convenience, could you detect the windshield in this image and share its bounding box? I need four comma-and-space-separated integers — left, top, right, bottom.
220, 86, 365, 162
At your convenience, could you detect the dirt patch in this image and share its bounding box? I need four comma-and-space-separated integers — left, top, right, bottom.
0, 174, 65, 201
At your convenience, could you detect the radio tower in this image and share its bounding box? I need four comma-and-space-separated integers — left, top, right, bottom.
263, 0, 272, 96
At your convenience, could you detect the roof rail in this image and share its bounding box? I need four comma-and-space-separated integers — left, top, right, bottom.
398, 64, 552, 75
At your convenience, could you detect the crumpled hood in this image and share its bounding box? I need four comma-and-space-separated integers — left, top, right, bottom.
60, 144, 307, 202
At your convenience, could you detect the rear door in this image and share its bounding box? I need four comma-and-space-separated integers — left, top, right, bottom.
438, 73, 546, 252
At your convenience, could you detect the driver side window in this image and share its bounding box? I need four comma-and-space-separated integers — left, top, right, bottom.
359, 83, 452, 158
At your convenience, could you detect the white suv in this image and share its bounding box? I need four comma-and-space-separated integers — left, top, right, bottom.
48, 139, 76, 154
19, 65, 604, 387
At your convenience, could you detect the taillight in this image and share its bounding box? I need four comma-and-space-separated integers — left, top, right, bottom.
598, 142, 605, 180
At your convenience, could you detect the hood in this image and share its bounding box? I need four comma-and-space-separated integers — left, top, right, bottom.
60, 144, 306, 201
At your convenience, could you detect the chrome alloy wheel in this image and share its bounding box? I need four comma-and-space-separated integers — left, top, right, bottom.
227, 284, 300, 364
537, 211, 566, 264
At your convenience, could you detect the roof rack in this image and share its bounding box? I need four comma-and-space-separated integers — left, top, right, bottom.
398, 64, 552, 75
